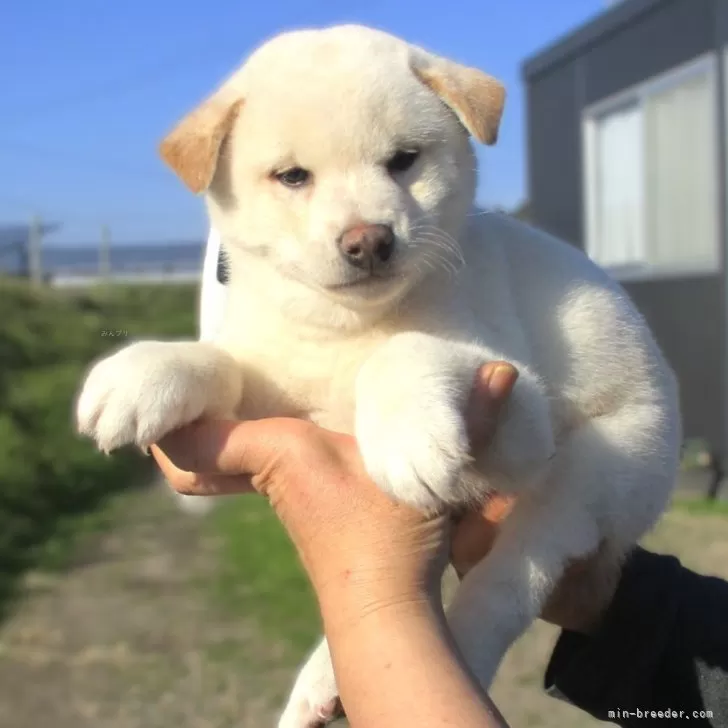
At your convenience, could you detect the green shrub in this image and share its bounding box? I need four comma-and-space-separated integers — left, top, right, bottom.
0, 277, 198, 615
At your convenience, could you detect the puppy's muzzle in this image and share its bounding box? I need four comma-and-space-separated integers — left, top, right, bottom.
337, 223, 395, 271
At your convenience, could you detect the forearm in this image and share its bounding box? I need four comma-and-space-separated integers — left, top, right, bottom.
320, 587, 508, 728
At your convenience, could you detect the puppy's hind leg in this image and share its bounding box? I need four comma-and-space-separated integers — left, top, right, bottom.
278, 637, 340, 728
447, 401, 678, 690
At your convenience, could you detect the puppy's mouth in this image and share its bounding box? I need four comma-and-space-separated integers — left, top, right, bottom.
279, 261, 406, 303
325, 272, 395, 291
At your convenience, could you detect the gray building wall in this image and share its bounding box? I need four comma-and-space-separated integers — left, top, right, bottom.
523, 0, 728, 452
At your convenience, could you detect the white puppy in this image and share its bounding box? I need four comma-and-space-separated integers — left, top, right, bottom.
76, 25, 681, 728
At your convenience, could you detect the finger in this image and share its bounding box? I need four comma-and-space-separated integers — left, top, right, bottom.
151, 443, 256, 496
154, 417, 307, 477
450, 493, 516, 576
466, 362, 519, 452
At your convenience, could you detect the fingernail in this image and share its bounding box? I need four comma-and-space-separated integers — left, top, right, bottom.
487, 363, 517, 396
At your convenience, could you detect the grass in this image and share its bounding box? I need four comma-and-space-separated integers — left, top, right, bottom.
680, 438, 711, 470
0, 277, 198, 618
672, 496, 728, 518
208, 496, 321, 657
33, 491, 131, 573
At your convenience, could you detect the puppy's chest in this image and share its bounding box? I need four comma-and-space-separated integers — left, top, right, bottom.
221, 331, 387, 432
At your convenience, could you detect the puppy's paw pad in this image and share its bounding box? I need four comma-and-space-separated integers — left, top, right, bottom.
317, 697, 344, 722
278, 695, 342, 728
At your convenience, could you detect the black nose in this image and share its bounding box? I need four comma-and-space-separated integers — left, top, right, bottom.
337, 223, 395, 269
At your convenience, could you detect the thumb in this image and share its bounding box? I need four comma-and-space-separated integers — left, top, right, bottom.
155, 417, 307, 479
466, 362, 519, 453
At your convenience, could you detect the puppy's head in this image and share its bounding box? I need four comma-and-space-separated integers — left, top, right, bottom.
161, 25, 505, 326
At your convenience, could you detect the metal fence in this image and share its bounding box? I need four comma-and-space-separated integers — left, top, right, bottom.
0, 226, 205, 284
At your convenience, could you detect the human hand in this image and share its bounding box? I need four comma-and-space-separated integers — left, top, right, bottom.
152, 361, 519, 609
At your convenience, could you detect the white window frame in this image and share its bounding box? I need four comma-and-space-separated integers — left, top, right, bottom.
582, 52, 720, 282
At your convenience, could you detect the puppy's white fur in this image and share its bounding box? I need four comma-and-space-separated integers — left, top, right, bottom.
76, 25, 681, 727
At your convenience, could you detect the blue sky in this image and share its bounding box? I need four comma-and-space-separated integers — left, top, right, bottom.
1, 0, 604, 245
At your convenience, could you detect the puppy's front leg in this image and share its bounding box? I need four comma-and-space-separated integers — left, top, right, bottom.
76, 340, 243, 453
356, 332, 554, 510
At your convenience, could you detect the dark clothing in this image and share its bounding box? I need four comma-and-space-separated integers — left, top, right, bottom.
544, 548, 728, 726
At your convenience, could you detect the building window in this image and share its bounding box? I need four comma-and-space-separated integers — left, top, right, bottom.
584, 55, 719, 279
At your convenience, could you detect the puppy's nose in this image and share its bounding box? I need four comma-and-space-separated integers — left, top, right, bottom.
337, 224, 395, 269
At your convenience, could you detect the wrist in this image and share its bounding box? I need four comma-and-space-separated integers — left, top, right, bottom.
320, 586, 448, 692
308, 543, 447, 620
316, 568, 440, 637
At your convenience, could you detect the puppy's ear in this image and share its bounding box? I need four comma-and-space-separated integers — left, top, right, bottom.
411, 52, 505, 145
159, 93, 244, 194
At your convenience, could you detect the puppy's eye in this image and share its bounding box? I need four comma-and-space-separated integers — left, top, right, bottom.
274, 167, 311, 187
386, 149, 420, 175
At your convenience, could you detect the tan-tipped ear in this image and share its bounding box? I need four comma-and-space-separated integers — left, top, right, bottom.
411, 55, 505, 145
159, 95, 244, 194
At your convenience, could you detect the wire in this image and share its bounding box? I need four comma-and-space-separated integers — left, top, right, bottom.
3, 29, 242, 126
0, 22, 244, 238
0, 137, 156, 178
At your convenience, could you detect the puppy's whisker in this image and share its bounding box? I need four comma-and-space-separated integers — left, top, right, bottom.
419, 243, 461, 273
422, 238, 463, 267
412, 223, 463, 249
415, 243, 460, 279
414, 230, 466, 272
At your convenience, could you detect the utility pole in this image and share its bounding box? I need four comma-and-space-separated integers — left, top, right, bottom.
99, 224, 111, 282
28, 214, 43, 286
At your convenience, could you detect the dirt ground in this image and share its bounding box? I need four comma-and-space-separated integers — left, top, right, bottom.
0, 486, 297, 728
1, 483, 727, 728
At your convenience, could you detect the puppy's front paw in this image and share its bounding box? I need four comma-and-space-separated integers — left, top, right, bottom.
76, 341, 240, 453
356, 392, 472, 511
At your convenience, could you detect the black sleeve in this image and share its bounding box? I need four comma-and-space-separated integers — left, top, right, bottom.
544, 547, 728, 726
